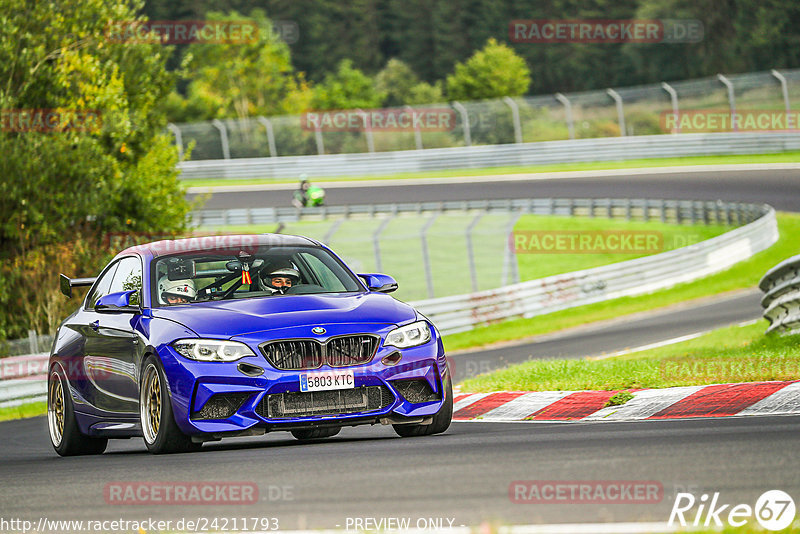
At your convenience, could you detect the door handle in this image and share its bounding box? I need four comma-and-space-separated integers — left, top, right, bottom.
90, 320, 100, 331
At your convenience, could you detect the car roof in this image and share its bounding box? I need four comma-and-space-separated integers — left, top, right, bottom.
117, 233, 321, 259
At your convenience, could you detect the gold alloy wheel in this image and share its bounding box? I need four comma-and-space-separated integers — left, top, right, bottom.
48, 373, 65, 446
141, 364, 162, 444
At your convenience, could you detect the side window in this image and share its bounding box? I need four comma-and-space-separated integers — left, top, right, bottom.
109, 257, 143, 306
85, 262, 119, 309
299, 252, 346, 291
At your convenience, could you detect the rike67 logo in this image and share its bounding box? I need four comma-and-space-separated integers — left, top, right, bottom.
669, 490, 796, 531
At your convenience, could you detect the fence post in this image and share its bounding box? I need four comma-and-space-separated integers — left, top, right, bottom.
771, 69, 793, 128
405, 105, 424, 150
314, 123, 325, 155
717, 74, 737, 132
323, 219, 344, 245
661, 82, 680, 133
372, 217, 393, 273
606, 89, 626, 136
503, 96, 523, 143
356, 108, 375, 153
167, 123, 184, 160
466, 213, 484, 292
28, 330, 38, 354
555, 93, 575, 140
257, 117, 278, 157
421, 215, 439, 298
211, 119, 231, 160
452, 102, 471, 146
501, 211, 523, 285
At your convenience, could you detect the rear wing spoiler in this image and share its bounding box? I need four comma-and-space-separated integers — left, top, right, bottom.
60, 273, 97, 298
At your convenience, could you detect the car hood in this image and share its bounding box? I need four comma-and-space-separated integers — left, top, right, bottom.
150, 292, 417, 338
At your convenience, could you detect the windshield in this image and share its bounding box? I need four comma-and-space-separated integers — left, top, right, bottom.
151, 245, 363, 306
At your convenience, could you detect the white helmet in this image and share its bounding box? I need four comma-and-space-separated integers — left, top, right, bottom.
258, 261, 300, 293
159, 277, 196, 303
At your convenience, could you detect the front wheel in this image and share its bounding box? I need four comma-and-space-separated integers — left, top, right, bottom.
140, 355, 201, 454
393, 373, 453, 437
48, 366, 108, 456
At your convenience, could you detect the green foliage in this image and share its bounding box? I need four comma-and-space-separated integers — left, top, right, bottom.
605, 391, 634, 407
0, 0, 193, 338
173, 9, 312, 121
312, 59, 385, 111
446, 38, 531, 101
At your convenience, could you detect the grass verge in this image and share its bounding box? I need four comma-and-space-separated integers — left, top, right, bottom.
0, 401, 46, 422
181, 151, 800, 188
443, 212, 800, 353
458, 320, 800, 392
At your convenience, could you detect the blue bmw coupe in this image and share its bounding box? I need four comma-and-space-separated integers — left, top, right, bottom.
48, 234, 452, 455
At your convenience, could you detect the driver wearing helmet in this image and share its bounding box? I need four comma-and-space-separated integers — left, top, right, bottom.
159, 277, 196, 305
258, 261, 300, 294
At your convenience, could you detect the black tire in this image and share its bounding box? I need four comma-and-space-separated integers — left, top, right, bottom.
48, 366, 108, 456
140, 355, 202, 454
291, 427, 341, 440
393, 373, 453, 437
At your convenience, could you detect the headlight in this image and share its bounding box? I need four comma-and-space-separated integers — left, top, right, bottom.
172, 339, 255, 362
384, 321, 432, 348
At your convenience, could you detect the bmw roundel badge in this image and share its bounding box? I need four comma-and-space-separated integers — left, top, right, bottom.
312, 327, 326, 335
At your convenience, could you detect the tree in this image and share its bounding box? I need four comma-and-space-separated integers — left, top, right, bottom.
446, 38, 531, 100
311, 59, 385, 110
176, 9, 312, 121
0, 0, 190, 256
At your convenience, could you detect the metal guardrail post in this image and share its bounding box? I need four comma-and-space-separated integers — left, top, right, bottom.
554, 93, 575, 140
661, 82, 680, 134
503, 96, 523, 143
606, 89, 626, 136
27, 330, 38, 353
771, 69, 793, 129
356, 108, 375, 153
717, 74, 737, 132
465, 213, 484, 293
257, 117, 278, 157
211, 119, 231, 160
452, 102, 471, 146
420, 215, 439, 298
372, 216, 393, 273
405, 106, 423, 150
167, 123, 184, 160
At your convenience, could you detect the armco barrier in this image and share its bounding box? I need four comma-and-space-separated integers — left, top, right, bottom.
177, 132, 800, 180
410, 203, 777, 335
0, 199, 778, 407
0, 353, 48, 408
759, 254, 800, 334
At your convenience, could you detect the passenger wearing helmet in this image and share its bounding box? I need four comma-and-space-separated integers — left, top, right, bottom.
159, 277, 196, 305
258, 261, 300, 294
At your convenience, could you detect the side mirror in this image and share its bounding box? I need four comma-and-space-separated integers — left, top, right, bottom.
358, 273, 398, 293
95, 290, 140, 313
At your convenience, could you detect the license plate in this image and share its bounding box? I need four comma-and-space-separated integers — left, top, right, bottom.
300, 370, 355, 392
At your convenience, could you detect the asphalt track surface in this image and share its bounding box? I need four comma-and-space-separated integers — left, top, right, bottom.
449, 289, 762, 383
189, 168, 800, 212
1, 167, 798, 531
2, 414, 799, 529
